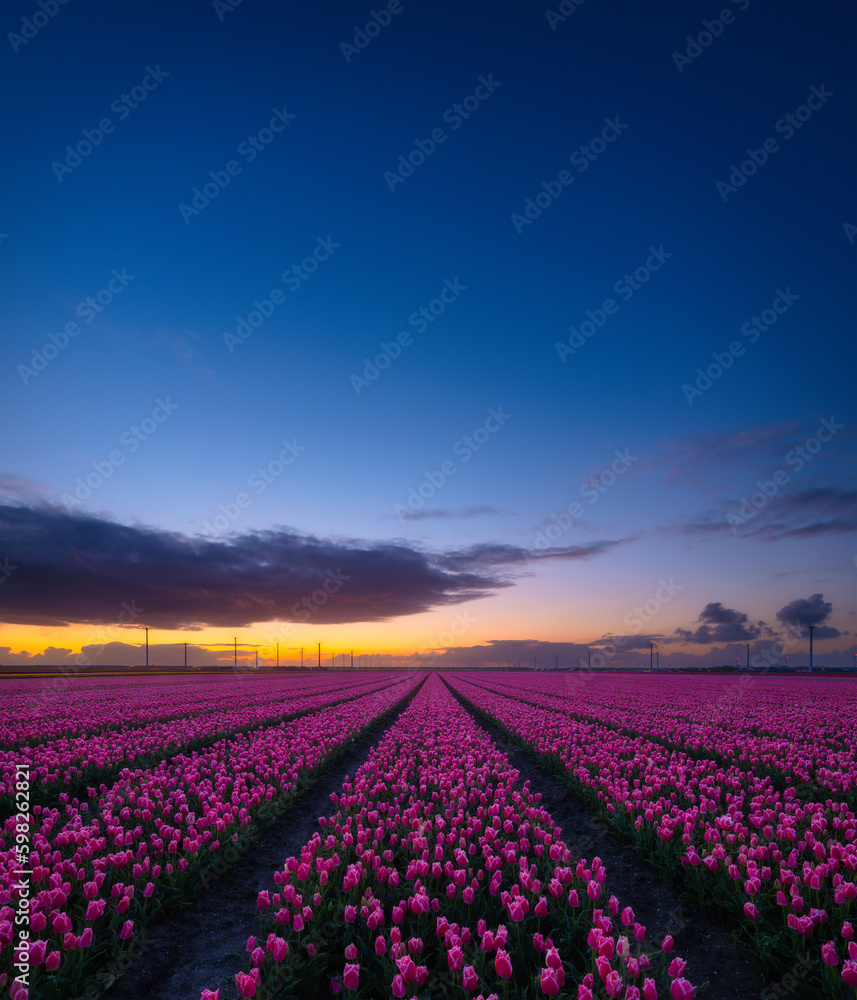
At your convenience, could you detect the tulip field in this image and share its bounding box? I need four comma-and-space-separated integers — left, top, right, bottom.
2, 670, 856, 1000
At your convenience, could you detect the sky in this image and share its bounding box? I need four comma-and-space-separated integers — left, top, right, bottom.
1, 0, 855, 670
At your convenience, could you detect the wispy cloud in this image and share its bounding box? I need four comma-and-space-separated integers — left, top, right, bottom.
390, 505, 516, 521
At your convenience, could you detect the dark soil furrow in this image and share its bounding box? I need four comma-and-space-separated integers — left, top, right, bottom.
96, 676, 426, 1000
443, 675, 770, 1000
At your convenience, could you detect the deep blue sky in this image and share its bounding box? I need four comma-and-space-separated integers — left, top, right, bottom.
2, 0, 855, 667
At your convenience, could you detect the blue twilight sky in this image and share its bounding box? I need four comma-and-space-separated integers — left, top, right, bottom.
1, 0, 855, 668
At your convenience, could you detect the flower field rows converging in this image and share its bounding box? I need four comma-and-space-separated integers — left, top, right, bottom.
0, 674, 398, 817
204, 674, 694, 1000
472, 673, 857, 801
446, 673, 857, 998
1, 672, 356, 745
0, 673, 422, 1000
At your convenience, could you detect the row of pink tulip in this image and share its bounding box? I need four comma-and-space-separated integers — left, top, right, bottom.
1, 671, 376, 747
1, 674, 422, 1000
203, 674, 695, 1000
447, 674, 857, 997
478, 673, 857, 798
0, 674, 396, 810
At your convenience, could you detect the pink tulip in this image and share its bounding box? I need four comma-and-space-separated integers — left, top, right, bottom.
462, 965, 478, 991
27, 940, 47, 967
119, 920, 134, 941
272, 937, 289, 961
842, 961, 857, 986
661, 935, 673, 953
375, 935, 386, 955
540, 968, 561, 995
605, 971, 624, 997
235, 972, 257, 998
670, 979, 695, 1000
642, 978, 657, 1000
668, 957, 686, 978
343, 964, 359, 990
822, 941, 838, 966
45, 951, 61, 972
494, 949, 513, 978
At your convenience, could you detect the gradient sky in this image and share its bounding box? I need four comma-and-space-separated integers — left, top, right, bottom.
1, 0, 855, 669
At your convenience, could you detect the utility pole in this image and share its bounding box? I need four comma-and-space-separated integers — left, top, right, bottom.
300, 647, 303, 668
255, 650, 258, 669
808, 625, 815, 674
276, 643, 279, 668
145, 627, 149, 668
649, 642, 654, 672
351, 650, 353, 669
184, 642, 187, 669
588, 649, 591, 669
318, 642, 321, 669
656, 651, 659, 671
234, 637, 237, 669
746, 644, 750, 670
